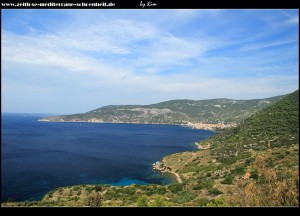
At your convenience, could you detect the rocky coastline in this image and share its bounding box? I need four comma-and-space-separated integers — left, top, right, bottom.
152, 160, 183, 184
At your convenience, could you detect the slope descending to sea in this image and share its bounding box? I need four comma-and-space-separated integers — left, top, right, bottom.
161, 89, 299, 206
207, 89, 299, 162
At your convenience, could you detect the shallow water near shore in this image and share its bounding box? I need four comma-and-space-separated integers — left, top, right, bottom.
1, 113, 214, 202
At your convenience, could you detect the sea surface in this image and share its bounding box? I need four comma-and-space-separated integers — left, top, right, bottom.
1, 113, 214, 202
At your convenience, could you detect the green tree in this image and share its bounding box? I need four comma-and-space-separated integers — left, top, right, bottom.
94, 185, 102, 192
173, 190, 196, 203
221, 175, 234, 184
151, 195, 167, 207
136, 195, 148, 207
168, 184, 183, 193
208, 187, 223, 195
85, 192, 102, 207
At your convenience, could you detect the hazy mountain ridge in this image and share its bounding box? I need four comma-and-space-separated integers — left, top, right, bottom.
40, 95, 284, 126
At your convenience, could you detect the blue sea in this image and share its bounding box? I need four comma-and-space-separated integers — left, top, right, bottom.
1, 113, 214, 202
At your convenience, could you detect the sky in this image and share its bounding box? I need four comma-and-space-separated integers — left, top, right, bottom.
2, 9, 299, 114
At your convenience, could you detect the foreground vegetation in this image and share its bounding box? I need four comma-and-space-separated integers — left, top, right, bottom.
2, 90, 298, 207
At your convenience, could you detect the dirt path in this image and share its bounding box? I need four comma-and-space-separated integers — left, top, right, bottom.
169, 171, 183, 183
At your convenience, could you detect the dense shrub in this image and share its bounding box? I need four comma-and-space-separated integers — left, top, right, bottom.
85, 192, 102, 206
155, 187, 167, 195
208, 187, 222, 195
168, 184, 183, 193
173, 190, 196, 203
151, 195, 168, 207
94, 185, 102, 192
195, 178, 214, 190
136, 195, 148, 207
221, 175, 234, 184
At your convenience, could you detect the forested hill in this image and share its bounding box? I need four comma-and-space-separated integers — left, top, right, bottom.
201, 90, 299, 161
40, 95, 284, 125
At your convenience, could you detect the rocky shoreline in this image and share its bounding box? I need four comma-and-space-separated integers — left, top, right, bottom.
152, 160, 183, 184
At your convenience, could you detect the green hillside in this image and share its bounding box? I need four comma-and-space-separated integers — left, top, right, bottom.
205, 90, 299, 162
40, 95, 284, 125
162, 89, 299, 206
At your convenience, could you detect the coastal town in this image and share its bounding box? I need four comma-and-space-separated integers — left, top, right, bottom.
184, 122, 237, 131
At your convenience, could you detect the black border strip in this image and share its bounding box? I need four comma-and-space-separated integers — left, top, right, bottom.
1, 0, 299, 9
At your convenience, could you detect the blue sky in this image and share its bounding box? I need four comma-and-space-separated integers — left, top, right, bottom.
2, 9, 299, 114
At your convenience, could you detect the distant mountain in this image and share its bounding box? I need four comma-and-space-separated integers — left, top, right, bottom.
40, 95, 284, 126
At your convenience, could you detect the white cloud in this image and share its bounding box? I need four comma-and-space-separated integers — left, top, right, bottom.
2, 10, 299, 113
279, 9, 299, 25
133, 34, 215, 74
2, 30, 133, 79
287, 16, 299, 25
240, 38, 298, 51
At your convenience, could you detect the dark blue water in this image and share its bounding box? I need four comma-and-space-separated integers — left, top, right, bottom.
1, 113, 214, 202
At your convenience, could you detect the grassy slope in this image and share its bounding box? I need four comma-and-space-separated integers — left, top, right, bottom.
2, 91, 298, 207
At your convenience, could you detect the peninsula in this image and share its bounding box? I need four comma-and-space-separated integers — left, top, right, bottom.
39, 95, 284, 130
